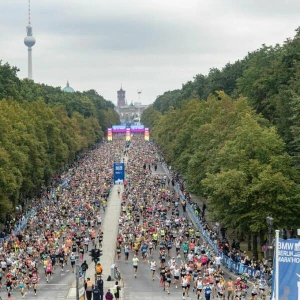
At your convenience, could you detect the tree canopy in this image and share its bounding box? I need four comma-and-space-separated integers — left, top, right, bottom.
146, 28, 300, 166
0, 61, 119, 218
142, 28, 300, 253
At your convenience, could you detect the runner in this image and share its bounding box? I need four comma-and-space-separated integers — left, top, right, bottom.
31, 271, 39, 296
204, 283, 212, 300
112, 281, 121, 300
45, 260, 52, 282
150, 258, 157, 280
132, 254, 139, 278
70, 252, 76, 273
181, 274, 188, 300
227, 277, 234, 300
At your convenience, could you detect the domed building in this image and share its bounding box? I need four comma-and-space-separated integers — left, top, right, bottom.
62, 80, 75, 93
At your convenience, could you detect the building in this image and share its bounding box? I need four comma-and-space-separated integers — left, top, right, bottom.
115, 87, 148, 124
117, 87, 126, 107
62, 81, 75, 93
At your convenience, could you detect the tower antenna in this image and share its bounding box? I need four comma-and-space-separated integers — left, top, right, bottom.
24, 0, 36, 80
137, 90, 142, 125
28, 0, 31, 25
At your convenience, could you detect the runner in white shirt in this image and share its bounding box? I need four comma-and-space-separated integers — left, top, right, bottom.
132, 254, 139, 278
148, 241, 154, 256
173, 265, 180, 288
194, 276, 203, 300
215, 254, 222, 270
150, 258, 157, 280
216, 281, 224, 298
181, 275, 188, 300
187, 252, 194, 263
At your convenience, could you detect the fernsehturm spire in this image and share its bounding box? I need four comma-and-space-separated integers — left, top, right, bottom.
24, 0, 36, 80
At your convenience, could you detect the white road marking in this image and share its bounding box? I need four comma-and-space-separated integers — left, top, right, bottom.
39, 283, 68, 286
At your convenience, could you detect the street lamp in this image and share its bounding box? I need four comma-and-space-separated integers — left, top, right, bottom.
266, 215, 274, 264
75, 255, 80, 300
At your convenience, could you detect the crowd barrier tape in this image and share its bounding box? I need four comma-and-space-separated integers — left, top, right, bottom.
161, 163, 259, 279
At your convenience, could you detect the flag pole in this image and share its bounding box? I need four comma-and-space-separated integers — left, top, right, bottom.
275, 229, 280, 300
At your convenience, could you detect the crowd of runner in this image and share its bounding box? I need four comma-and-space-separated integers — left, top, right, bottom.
116, 135, 269, 300
0, 134, 269, 300
0, 138, 125, 299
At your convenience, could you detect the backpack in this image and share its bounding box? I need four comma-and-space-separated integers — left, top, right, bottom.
113, 285, 120, 294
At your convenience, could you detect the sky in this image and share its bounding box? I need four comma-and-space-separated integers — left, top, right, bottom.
0, 0, 300, 105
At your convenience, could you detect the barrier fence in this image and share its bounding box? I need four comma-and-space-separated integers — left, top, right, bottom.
0, 178, 70, 244
161, 163, 262, 279
0, 208, 35, 243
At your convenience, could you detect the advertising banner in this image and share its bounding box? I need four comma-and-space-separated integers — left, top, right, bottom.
126, 128, 131, 141
79, 276, 85, 300
271, 238, 300, 299
113, 163, 125, 184
112, 125, 126, 133
145, 127, 150, 141
107, 128, 112, 141
130, 125, 145, 133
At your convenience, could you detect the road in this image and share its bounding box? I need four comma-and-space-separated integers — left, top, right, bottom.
117, 163, 270, 300
0, 149, 270, 300
0, 210, 106, 300
118, 163, 198, 299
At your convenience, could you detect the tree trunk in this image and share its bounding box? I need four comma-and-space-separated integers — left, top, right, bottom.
259, 230, 264, 247
248, 232, 252, 251
253, 233, 258, 260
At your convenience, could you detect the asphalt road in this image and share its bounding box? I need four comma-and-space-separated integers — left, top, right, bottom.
117, 164, 270, 300
0, 211, 106, 300
118, 164, 199, 300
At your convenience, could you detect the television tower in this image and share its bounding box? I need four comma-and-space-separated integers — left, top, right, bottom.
24, 0, 36, 80
137, 90, 142, 124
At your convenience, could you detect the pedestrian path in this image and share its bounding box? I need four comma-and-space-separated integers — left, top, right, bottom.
125, 293, 182, 299
66, 183, 123, 299
95, 183, 123, 286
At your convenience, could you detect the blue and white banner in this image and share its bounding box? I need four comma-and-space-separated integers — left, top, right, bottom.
113, 163, 125, 184
272, 238, 300, 299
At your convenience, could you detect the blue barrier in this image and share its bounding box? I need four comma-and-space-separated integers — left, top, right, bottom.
0, 208, 35, 243
161, 163, 258, 279
0, 177, 71, 243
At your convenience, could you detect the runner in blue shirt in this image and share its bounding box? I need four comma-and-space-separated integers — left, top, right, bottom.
204, 284, 212, 300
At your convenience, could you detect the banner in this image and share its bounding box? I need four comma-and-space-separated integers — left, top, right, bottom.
113, 163, 125, 184
272, 238, 300, 299
107, 128, 112, 141
112, 125, 126, 133
130, 125, 145, 133
145, 127, 150, 141
126, 128, 131, 141
79, 276, 85, 300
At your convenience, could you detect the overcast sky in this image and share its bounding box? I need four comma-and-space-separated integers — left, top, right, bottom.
0, 0, 299, 105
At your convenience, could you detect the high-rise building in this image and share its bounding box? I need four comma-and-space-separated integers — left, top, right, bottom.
24, 0, 36, 80
117, 87, 126, 107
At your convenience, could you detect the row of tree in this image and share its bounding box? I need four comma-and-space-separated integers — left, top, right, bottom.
142, 29, 300, 256
152, 28, 300, 167
0, 61, 119, 218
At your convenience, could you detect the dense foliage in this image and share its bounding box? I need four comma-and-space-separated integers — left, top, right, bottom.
0, 61, 119, 217
151, 28, 300, 165
142, 28, 300, 256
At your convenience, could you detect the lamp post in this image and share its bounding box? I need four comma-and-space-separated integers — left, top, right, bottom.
75, 255, 79, 300
266, 215, 274, 265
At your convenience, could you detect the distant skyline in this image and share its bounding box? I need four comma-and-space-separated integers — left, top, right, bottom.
0, 0, 300, 105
